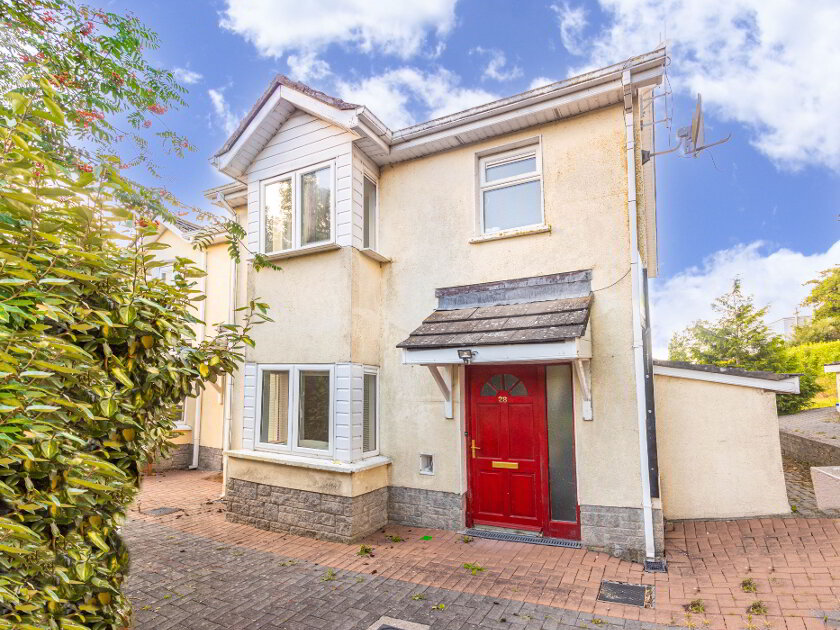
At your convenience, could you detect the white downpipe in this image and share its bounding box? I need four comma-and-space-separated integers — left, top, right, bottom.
217, 194, 239, 497
623, 71, 656, 560
190, 248, 209, 470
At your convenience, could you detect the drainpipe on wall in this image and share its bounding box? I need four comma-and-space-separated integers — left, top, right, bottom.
216, 193, 239, 497
622, 70, 656, 561
189, 247, 209, 470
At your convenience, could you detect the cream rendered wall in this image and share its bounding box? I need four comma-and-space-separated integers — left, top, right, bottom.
654, 375, 790, 519
376, 104, 644, 508
197, 241, 232, 450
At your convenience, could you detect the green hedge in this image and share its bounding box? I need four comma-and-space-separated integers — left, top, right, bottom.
786, 340, 840, 408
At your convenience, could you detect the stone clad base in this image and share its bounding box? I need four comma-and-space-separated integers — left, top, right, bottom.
225, 478, 387, 543
197, 446, 223, 471
580, 505, 664, 562
151, 443, 191, 471
388, 486, 465, 530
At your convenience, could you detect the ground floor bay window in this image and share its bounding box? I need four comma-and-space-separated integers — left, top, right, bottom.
242, 363, 379, 462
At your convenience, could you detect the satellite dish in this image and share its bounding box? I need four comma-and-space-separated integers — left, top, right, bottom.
641, 92, 731, 164
678, 93, 730, 157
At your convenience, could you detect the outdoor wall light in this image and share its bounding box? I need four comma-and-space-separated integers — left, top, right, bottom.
457, 349, 475, 364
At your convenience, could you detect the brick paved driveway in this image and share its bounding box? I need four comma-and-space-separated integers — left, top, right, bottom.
124, 472, 840, 630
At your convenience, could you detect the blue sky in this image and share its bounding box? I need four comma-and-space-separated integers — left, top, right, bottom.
114, 0, 839, 354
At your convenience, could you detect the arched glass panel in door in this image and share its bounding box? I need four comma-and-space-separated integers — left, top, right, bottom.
480, 373, 528, 397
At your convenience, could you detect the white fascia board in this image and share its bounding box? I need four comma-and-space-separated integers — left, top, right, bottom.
214, 85, 286, 177
401, 339, 589, 366
388, 79, 622, 160
824, 363, 840, 374
279, 87, 361, 134
653, 365, 801, 394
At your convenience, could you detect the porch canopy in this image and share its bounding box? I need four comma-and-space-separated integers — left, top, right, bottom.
398, 270, 593, 366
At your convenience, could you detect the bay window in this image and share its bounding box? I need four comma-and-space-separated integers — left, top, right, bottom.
256, 364, 334, 455
362, 370, 378, 454
261, 161, 334, 255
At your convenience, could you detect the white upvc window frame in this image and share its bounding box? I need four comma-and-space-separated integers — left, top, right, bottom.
255, 363, 335, 458
362, 365, 380, 457
259, 159, 336, 256
477, 143, 544, 235
362, 172, 379, 251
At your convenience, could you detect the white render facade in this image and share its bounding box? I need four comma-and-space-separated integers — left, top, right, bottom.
203, 46, 796, 562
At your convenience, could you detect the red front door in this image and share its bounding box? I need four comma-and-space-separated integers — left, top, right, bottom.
467, 365, 549, 531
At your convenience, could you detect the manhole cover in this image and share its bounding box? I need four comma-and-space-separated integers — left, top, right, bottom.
147, 507, 182, 516
366, 617, 429, 630
597, 581, 654, 608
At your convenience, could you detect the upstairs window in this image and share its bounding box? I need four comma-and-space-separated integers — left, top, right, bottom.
479, 146, 542, 234
262, 161, 334, 255
363, 175, 377, 250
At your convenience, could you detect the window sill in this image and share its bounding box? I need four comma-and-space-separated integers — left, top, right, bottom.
359, 247, 391, 263
225, 449, 391, 474
469, 224, 551, 244
173, 424, 191, 432
261, 242, 340, 261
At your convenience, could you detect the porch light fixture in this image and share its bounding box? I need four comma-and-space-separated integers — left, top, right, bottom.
457, 349, 475, 364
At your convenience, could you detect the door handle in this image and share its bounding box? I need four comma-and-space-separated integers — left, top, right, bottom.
470, 439, 480, 459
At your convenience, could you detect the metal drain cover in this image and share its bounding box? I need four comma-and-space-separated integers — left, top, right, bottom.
462, 528, 581, 548
597, 581, 654, 608
147, 507, 182, 516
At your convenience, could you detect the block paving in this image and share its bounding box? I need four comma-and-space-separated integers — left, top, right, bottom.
124, 471, 840, 630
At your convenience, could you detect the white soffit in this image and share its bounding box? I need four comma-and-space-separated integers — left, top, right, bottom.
401, 339, 592, 366
652, 365, 801, 394
211, 47, 666, 176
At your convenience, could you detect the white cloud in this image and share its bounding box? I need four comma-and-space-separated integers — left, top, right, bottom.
472, 47, 523, 82
335, 67, 497, 129
286, 51, 331, 82
529, 76, 558, 90
650, 240, 840, 357
578, 0, 840, 171
208, 88, 239, 135
552, 2, 588, 55
172, 66, 203, 85
220, 0, 457, 59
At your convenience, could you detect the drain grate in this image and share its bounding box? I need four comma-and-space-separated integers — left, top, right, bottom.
644, 558, 668, 573
463, 528, 581, 548
146, 507, 182, 516
597, 580, 654, 608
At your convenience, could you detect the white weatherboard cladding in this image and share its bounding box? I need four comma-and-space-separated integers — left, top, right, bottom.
351, 145, 381, 250
325, 363, 366, 463
245, 110, 356, 257
242, 363, 257, 450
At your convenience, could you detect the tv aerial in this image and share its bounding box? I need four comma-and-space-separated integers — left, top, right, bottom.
642, 93, 731, 164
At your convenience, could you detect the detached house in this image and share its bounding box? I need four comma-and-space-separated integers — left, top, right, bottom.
198, 47, 799, 564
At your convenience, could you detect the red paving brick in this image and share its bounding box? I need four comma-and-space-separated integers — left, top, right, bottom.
131, 471, 840, 629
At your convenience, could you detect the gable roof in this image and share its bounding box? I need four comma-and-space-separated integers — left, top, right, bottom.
211, 46, 667, 179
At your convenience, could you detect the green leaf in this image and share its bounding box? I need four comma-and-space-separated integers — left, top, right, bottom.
87, 530, 110, 552
110, 367, 133, 388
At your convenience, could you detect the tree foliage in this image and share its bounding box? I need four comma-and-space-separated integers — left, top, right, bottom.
0, 1, 270, 628
667, 279, 820, 414
790, 266, 840, 344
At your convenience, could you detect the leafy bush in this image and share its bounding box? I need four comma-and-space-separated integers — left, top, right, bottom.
0, 1, 270, 628
785, 340, 840, 408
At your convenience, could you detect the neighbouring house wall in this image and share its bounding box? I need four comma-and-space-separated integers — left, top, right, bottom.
377, 104, 643, 511
654, 375, 790, 519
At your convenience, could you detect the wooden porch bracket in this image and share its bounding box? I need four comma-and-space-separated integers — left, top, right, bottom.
426, 365, 454, 419
574, 359, 593, 421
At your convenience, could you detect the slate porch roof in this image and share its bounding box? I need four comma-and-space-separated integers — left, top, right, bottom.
397, 295, 592, 349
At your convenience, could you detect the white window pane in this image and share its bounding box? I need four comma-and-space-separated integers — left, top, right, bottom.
363, 374, 377, 452
298, 370, 329, 450
363, 177, 377, 249
264, 179, 293, 253
300, 167, 331, 246
483, 180, 541, 232
260, 370, 289, 445
485, 156, 536, 182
